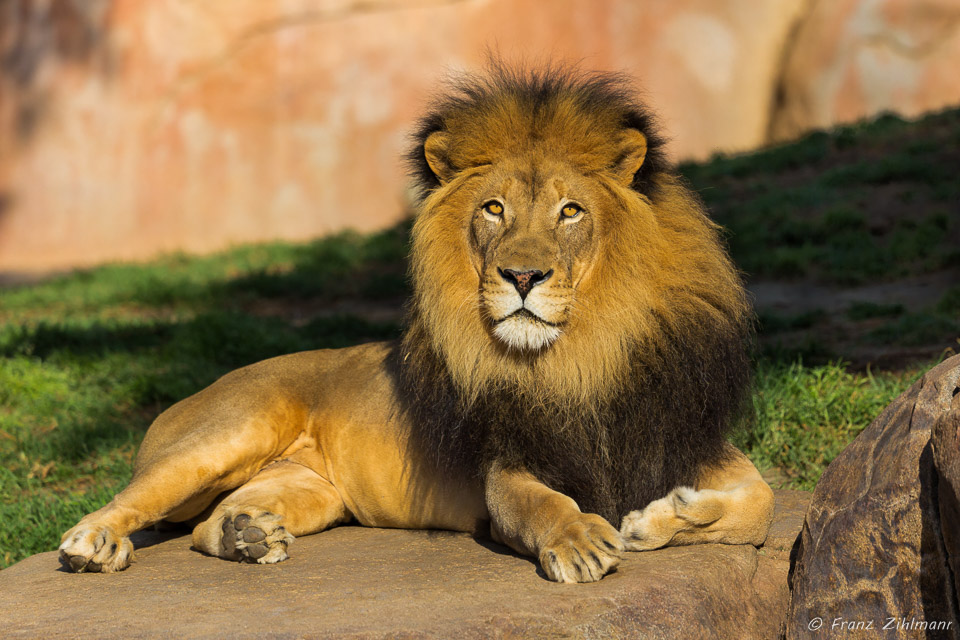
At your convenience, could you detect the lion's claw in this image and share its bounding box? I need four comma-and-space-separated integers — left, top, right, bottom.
539, 514, 624, 583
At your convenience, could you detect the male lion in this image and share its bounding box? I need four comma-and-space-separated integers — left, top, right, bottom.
59, 65, 774, 583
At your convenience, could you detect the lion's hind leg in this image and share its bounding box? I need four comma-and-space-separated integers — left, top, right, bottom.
620, 444, 774, 551
192, 459, 350, 564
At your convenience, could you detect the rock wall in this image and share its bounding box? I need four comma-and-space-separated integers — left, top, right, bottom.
1, 0, 958, 273
770, 0, 960, 141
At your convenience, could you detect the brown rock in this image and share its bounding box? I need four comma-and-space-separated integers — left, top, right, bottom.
0, 490, 806, 638
764, 488, 810, 561
771, 0, 960, 142
786, 355, 960, 639
932, 392, 960, 607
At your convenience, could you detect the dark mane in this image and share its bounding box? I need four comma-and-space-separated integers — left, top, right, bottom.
395, 312, 749, 524
406, 60, 670, 203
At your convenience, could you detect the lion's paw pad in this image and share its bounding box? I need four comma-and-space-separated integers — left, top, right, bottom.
539, 515, 624, 583
59, 524, 134, 573
220, 511, 293, 564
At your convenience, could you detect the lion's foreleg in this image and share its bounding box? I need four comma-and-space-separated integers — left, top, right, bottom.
57, 474, 211, 573
485, 464, 624, 583
192, 459, 350, 564
620, 444, 774, 550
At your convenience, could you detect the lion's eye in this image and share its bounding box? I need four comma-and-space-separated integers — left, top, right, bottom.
482, 201, 504, 219
560, 203, 583, 221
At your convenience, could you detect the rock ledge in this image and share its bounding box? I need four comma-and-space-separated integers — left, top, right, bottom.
0, 490, 808, 639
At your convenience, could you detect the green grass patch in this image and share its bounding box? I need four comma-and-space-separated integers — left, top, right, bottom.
867, 313, 960, 347
847, 302, 905, 321
681, 107, 960, 284
0, 223, 412, 324
758, 309, 827, 333
938, 286, 960, 314
733, 360, 924, 490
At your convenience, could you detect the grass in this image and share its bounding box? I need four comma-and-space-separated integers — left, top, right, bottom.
733, 361, 924, 490
0, 227, 409, 568
2, 107, 958, 568
679, 108, 960, 285
846, 302, 904, 321
758, 309, 827, 333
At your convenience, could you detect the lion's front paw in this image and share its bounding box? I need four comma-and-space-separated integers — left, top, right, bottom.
59, 523, 134, 573
539, 514, 624, 583
220, 509, 294, 564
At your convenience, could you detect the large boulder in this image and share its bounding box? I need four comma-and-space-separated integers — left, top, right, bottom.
933, 393, 960, 607
786, 355, 960, 638
0, 490, 807, 639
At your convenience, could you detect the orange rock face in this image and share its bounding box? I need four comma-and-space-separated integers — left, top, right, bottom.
770, 0, 960, 141
0, 0, 957, 272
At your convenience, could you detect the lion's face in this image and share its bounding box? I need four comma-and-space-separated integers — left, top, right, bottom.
418, 123, 649, 355
468, 156, 600, 351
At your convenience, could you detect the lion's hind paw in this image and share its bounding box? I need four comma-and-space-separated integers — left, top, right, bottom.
621, 486, 723, 551
59, 524, 134, 573
220, 509, 294, 564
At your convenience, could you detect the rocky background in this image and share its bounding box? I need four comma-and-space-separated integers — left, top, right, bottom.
1, 0, 959, 273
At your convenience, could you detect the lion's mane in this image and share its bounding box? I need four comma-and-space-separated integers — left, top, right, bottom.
393, 64, 752, 524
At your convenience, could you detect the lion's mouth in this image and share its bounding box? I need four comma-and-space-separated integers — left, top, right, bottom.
497, 308, 561, 327
492, 308, 563, 351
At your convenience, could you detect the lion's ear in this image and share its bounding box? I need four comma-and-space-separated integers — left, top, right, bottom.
423, 131, 456, 185
611, 129, 648, 186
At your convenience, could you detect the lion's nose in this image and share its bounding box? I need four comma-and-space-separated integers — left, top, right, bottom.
498, 268, 553, 300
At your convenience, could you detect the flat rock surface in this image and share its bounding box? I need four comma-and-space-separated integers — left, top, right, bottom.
0, 491, 806, 639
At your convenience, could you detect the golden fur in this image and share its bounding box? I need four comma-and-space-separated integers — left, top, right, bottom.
409, 174, 749, 403
58, 64, 773, 584
405, 65, 748, 403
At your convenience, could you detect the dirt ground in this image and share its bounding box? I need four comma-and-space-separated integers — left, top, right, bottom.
751, 269, 959, 370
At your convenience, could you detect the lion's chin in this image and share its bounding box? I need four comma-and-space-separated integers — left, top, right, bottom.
492, 313, 562, 351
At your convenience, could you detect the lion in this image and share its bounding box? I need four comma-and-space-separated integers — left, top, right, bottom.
58, 64, 774, 583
